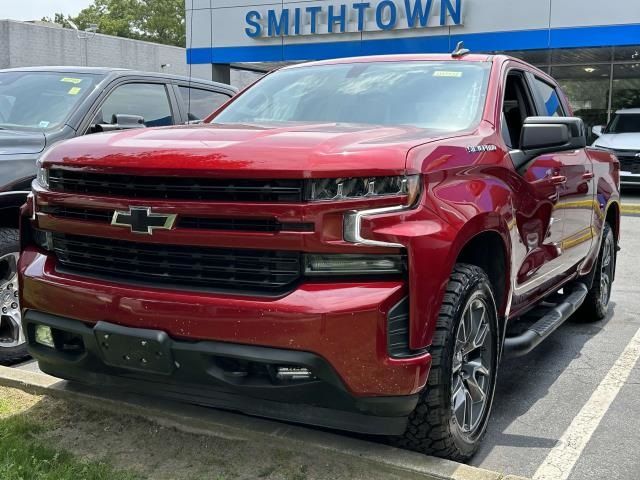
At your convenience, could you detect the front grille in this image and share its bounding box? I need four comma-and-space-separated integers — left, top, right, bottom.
48, 169, 305, 202
40, 206, 314, 233
41, 206, 112, 223
614, 151, 640, 174
52, 234, 302, 295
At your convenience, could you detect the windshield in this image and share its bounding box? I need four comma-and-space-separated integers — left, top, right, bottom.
0, 72, 100, 131
606, 113, 640, 134
213, 61, 491, 132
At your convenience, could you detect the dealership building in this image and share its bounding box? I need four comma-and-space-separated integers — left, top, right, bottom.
186, 0, 640, 136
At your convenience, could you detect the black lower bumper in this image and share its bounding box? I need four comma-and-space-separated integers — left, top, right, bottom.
24, 310, 417, 435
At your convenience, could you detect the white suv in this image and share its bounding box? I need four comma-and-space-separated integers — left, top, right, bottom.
592, 108, 640, 187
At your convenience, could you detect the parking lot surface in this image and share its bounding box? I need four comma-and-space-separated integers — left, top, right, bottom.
473, 205, 640, 479
14, 195, 640, 480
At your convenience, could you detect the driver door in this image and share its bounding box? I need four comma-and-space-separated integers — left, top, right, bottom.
501, 70, 568, 308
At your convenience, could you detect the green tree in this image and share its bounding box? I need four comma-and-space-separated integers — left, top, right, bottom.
45, 0, 185, 47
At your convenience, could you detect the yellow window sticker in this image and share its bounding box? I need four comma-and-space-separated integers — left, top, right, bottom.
433, 71, 463, 78
68, 87, 82, 95
61, 77, 83, 84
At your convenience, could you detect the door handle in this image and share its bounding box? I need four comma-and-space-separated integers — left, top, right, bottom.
583, 171, 595, 180
548, 175, 567, 186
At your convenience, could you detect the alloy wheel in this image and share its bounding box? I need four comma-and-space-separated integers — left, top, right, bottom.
600, 233, 614, 308
0, 253, 24, 348
451, 294, 493, 434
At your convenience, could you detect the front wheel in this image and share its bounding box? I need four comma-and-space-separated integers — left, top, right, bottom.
0, 228, 28, 365
391, 264, 499, 462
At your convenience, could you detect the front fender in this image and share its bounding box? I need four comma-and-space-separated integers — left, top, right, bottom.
364, 168, 515, 350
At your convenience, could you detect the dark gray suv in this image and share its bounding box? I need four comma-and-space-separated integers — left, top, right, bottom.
0, 66, 236, 363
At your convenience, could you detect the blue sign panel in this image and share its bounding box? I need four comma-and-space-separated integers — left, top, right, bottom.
245, 0, 463, 39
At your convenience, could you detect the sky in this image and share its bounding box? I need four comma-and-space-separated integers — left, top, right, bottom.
0, 0, 93, 21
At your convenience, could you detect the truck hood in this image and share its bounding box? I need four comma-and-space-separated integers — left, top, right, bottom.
43, 123, 456, 177
0, 129, 46, 156
592, 133, 640, 151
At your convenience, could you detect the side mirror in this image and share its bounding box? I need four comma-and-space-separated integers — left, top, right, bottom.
92, 114, 145, 133
592, 125, 604, 137
513, 116, 586, 170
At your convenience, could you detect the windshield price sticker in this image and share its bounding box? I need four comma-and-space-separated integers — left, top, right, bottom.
61, 77, 83, 84
433, 71, 463, 77
68, 87, 82, 95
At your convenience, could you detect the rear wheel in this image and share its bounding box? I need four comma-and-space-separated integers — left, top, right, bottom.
0, 228, 28, 365
576, 223, 615, 322
391, 264, 498, 462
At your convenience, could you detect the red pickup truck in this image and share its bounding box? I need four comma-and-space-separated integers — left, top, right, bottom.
19, 52, 620, 460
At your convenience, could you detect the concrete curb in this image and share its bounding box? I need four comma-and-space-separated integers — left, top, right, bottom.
0, 365, 529, 480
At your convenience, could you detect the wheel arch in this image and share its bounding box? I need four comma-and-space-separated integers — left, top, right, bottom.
605, 201, 620, 244
0, 191, 30, 230
456, 229, 509, 320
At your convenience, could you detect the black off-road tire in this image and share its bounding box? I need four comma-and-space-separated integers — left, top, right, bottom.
575, 223, 616, 323
0, 228, 28, 365
390, 264, 499, 462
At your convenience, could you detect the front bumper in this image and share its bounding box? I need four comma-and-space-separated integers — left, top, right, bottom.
620, 171, 640, 186
24, 310, 418, 435
20, 248, 431, 432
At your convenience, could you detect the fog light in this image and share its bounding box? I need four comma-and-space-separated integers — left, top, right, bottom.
304, 253, 406, 276
276, 366, 314, 381
35, 325, 55, 348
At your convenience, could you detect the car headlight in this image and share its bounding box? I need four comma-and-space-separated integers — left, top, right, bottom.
36, 164, 49, 188
306, 175, 420, 205
303, 253, 406, 276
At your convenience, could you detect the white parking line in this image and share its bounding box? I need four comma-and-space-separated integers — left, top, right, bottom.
533, 326, 640, 480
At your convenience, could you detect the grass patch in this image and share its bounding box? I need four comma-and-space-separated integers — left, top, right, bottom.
0, 388, 141, 480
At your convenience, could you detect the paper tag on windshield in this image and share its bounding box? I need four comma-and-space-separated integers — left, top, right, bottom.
61, 77, 83, 84
68, 87, 82, 95
38, 121, 50, 128
433, 71, 463, 78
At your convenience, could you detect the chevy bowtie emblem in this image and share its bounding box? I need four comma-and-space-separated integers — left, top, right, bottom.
111, 207, 177, 235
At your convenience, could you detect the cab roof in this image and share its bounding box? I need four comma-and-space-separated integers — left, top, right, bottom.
283, 53, 494, 70
0, 66, 237, 92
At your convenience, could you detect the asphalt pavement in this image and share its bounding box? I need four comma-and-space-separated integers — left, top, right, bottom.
473, 194, 640, 479
13, 190, 640, 480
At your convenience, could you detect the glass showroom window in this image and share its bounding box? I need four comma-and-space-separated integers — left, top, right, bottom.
611, 63, 640, 112
552, 65, 610, 143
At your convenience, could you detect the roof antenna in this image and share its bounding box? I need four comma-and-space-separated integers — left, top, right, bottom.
452, 41, 470, 58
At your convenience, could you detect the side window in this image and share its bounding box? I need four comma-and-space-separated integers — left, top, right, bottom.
178, 86, 231, 122
97, 83, 173, 127
533, 78, 565, 117
502, 72, 536, 149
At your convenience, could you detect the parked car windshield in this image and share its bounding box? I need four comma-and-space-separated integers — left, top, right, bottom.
0, 71, 100, 131
606, 112, 640, 134
213, 61, 491, 132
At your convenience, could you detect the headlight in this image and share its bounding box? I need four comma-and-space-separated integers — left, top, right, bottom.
306, 175, 420, 205
303, 253, 406, 276
36, 164, 49, 188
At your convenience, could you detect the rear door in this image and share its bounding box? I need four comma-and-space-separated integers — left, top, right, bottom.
528, 73, 595, 267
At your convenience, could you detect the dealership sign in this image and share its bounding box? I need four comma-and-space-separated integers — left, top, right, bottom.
245, 0, 463, 38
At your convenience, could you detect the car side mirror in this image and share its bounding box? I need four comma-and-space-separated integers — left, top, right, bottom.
592, 125, 604, 137
92, 114, 146, 133
513, 116, 587, 170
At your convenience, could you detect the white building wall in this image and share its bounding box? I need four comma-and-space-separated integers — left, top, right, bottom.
0, 20, 189, 77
